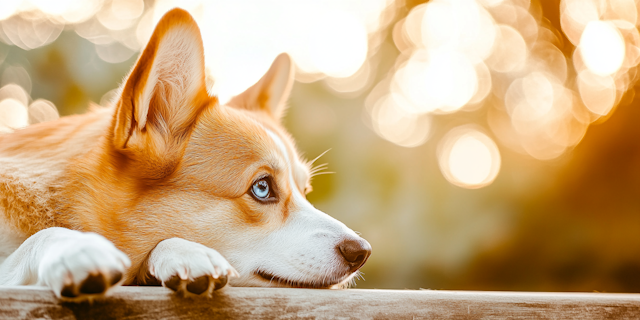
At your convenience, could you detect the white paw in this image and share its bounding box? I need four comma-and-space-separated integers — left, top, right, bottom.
148, 238, 239, 297
38, 232, 131, 300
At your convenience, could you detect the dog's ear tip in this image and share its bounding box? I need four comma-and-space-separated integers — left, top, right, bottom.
161, 8, 196, 22
273, 53, 294, 74
275, 53, 291, 64
226, 52, 295, 119
155, 8, 200, 33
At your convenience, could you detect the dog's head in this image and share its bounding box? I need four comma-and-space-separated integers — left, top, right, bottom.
109, 8, 371, 288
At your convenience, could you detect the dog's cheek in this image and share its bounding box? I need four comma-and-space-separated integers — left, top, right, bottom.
232, 197, 267, 225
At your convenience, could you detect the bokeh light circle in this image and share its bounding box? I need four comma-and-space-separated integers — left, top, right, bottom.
28, 99, 59, 124
486, 25, 528, 73
372, 93, 431, 148
0, 98, 28, 131
579, 20, 626, 76
577, 70, 616, 116
307, 11, 369, 78
438, 127, 501, 189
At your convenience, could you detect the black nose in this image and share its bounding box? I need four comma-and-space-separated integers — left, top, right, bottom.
337, 238, 372, 273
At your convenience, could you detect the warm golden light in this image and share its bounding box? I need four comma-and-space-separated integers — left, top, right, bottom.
307, 11, 368, 79
28, 99, 58, 125
579, 20, 626, 76
0, 84, 54, 131
486, 25, 527, 73
578, 70, 616, 116
449, 135, 492, 184
0, 1, 22, 21
438, 127, 501, 189
420, 0, 497, 61
0, 0, 392, 103
393, 49, 478, 114
468, 62, 492, 105
611, 0, 638, 25
371, 93, 431, 148
505, 72, 555, 123
367, 0, 623, 187
0, 84, 29, 106
0, 98, 27, 131
187, 0, 389, 102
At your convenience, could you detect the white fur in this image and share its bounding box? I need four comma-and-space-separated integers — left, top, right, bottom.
0, 216, 27, 266
148, 238, 238, 283
227, 129, 359, 288
0, 227, 130, 298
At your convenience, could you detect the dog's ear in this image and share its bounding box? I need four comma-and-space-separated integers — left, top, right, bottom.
228, 53, 295, 121
112, 8, 210, 179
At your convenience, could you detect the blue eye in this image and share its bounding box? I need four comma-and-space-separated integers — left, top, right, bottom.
251, 177, 273, 201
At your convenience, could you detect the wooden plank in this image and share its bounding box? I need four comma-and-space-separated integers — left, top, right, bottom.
1, 286, 640, 319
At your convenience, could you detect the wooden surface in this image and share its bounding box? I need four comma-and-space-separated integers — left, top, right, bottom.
1, 286, 640, 319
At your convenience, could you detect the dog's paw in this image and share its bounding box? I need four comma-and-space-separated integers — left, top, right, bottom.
148, 238, 239, 297
38, 232, 131, 300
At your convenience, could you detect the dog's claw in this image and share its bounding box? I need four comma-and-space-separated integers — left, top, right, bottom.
80, 273, 107, 294
186, 276, 210, 294
57, 269, 125, 299
162, 273, 230, 296
165, 275, 182, 291
61, 284, 78, 298
109, 270, 123, 286
213, 275, 227, 290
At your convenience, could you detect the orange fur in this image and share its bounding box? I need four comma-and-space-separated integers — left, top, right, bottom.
0, 109, 112, 236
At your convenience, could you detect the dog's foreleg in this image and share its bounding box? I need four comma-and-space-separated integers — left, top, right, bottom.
0, 227, 130, 300
145, 238, 239, 297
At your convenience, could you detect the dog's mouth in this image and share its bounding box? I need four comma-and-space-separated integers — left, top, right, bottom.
255, 270, 344, 289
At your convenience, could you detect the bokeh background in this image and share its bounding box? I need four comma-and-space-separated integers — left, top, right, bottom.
1, 0, 640, 292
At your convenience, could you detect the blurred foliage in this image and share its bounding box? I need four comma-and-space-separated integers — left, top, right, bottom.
0, 32, 134, 115
458, 90, 640, 292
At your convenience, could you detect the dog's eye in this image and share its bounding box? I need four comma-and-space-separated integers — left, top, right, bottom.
250, 177, 275, 202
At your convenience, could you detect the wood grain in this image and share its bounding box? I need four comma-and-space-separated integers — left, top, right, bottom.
1, 286, 640, 319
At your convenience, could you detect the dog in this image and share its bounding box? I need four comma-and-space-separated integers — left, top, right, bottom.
0, 8, 371, 299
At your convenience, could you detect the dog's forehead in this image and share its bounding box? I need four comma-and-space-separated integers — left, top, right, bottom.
183, 105, 307, 196
233, 108, 310, 193
261, 123, 309, 192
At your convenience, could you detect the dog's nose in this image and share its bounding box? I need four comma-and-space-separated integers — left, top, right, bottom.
337, 238, 372, 273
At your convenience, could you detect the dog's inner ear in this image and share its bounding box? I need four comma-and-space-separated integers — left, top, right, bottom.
228, 53, 295, 121
112, 9, 209, 178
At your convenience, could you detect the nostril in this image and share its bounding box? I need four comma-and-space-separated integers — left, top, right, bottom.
337, 238, 372, 273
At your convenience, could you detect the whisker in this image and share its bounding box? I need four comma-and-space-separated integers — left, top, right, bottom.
308, 149, 331, 167
309, 171, 335, 178
309, 163, 329, 174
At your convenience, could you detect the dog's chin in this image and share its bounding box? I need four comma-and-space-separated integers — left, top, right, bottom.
252, 270, 357, 289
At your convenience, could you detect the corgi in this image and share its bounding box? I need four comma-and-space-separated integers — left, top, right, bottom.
0, 8, 371, 299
